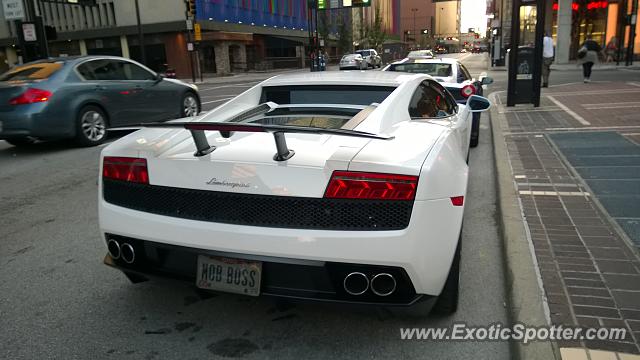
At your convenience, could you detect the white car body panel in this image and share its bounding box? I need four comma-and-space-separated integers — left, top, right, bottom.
98, 71, 483, 299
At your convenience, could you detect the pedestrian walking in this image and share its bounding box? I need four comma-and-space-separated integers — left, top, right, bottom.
577, 37, 601, 83
605, 37, 618, 63
541, 32, 554, 88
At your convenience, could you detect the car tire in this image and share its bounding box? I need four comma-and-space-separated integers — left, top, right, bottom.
5, 137, 38, 147
75, 105, 108, 147
181, 92, 200, 118
470, 112, 480, 148
432, 238, 461, 315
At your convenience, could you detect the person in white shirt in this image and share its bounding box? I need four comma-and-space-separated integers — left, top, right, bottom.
542, 32, 554, 88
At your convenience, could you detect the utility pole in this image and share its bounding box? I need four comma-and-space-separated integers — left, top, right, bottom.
626, 0, 638, 66
134, 0, 146, 66
411, 8, 418, 47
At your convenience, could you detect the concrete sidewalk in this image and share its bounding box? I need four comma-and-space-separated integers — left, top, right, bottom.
489, 82, 640, 359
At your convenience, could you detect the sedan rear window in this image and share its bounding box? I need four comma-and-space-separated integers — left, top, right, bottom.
261, 85, 395, 106
356, 50, 371, 57
0, 62, 63, 81
387, 63, 452, 77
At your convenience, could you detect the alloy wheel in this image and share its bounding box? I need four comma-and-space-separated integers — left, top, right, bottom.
81, 110, 106, 141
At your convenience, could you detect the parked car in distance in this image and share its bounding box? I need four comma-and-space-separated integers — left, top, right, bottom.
435, 47, 448, 54
407, 50, 435, 59
0, 56, 200, 147
383, 57, 493, 148
339, 54, 367, 70
355, 49, 382, 68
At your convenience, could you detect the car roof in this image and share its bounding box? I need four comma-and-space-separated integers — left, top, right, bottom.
390, 57, 460, 66
263, 71, 427, 87
18, 55, 139, 66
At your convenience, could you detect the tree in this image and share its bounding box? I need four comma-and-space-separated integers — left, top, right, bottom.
364, 5, 387, 52
336, 12, 352, 55
317, 10, 331, 47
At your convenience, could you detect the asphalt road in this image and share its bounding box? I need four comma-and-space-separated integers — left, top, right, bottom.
0, 54, 510, 359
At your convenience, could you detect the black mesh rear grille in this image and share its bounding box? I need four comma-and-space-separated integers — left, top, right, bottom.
103, 179, 413, 231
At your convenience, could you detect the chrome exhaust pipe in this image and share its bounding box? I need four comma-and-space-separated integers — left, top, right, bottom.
120, 243, 135, 264
371, 273, 396, 297
343, 272, 369, 295
107, 239, 121, 260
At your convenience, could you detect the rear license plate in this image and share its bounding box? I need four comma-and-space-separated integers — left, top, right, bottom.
196, 255, 262, 296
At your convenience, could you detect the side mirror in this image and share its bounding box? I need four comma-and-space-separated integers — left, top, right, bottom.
481, 76, 494, 85
153, 73, 164, 83
466, 95, 491, 112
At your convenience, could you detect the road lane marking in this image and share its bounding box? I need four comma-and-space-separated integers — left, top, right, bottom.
546, 88, 640, 96
544, 125, 640, 131
519, 190, 590, 196
202, 97, 233, 104
582, 102, 640, 110
627, 82, 640, 87
547, 95, 591, 126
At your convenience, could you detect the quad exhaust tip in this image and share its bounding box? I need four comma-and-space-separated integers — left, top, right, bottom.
107, 239, 121, 260
343, 272, 369, 296
120, 243, 135, 264
370, 273, 396, 297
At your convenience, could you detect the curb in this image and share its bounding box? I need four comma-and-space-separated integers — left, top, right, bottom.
488, 92, 560, 360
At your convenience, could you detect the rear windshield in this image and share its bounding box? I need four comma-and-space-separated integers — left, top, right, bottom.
232, 114, 353, 130
0, 62, 63, 81
342, 54, 360, 60
261, 85, 395, 106
387, 63, 452, 77
356, 50, 371, 57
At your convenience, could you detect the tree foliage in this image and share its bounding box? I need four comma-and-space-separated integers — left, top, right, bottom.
336, 12, 352, 54
364, 5, 387, 52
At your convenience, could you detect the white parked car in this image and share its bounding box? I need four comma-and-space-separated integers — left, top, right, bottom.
339, 54, 368, 70
99, 72, 490, 315
383, 57, 493, 147
355, 49, 382, 68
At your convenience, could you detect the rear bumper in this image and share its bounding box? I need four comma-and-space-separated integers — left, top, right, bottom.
103, 235, 434, 306
99, 194, 463, 296
0, 104, 73, 139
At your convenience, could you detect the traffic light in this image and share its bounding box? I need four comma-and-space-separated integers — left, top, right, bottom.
186, 0, 196, 19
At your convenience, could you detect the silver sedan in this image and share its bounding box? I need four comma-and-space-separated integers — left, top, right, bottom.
339, 54, 367, 70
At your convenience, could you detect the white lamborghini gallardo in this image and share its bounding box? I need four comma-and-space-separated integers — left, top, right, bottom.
98, 71, 490, 315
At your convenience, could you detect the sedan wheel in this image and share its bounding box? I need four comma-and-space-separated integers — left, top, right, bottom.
75, 105, 107, 146
182, 93, 200, 117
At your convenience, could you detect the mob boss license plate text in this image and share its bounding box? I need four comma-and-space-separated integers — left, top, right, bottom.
196, 255, 262, 296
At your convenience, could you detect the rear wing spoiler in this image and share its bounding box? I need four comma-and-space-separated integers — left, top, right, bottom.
118, 102, 393, 161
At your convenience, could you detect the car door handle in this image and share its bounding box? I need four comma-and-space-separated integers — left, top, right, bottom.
95, 85, 107, 91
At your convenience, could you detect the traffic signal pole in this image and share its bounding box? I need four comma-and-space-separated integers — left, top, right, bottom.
134, 0, 147, 66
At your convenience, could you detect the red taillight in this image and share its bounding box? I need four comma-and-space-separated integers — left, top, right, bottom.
9, 88, 53, 105
324, 171, 418, 200
450, 196, 464, 206
460, 85, 476, 98
102, 157, 149, 184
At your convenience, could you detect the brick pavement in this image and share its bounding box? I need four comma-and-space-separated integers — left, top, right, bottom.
491, 82, 640, 357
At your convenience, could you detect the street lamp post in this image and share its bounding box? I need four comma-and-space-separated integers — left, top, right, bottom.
411, 8, 418, 47
134, 0, 146, 66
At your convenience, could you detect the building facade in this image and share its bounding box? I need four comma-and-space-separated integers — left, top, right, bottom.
400, 0, 436, 48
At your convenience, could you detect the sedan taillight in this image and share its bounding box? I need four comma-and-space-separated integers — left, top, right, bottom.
460, 84, 476, 98
324, 171, 418, 200
102, 157, 149, 184
9, 88, 53, 105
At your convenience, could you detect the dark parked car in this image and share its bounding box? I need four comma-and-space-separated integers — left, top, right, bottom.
0, 56, 200, 147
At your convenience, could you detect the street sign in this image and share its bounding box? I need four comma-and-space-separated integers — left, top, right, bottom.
2, 0, 25, 20
22, 23, 37, 42
194, 23, 201, 41
186, 19, 193, 30
187, 42, 194, 51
